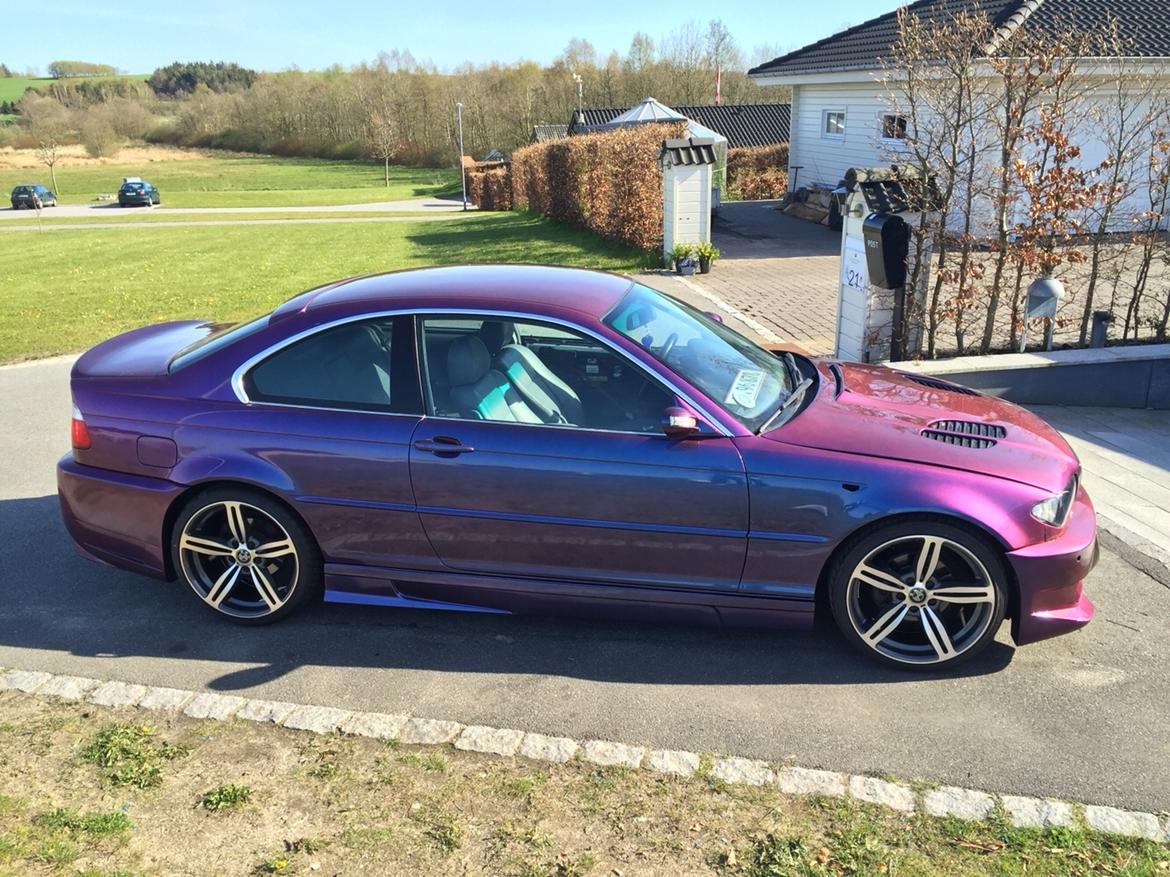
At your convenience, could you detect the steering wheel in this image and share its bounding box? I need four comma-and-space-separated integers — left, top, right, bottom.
658, 332, 679, 361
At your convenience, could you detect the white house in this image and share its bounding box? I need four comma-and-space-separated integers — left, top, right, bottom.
749, 0, 1170, 226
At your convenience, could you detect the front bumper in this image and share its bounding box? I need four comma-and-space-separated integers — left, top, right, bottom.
1008, 487, 1098, 646
57, 453, 181, 579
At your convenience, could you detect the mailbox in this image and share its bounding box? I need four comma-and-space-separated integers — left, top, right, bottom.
1025, 276, 1065, 320
862, 213, 910, 289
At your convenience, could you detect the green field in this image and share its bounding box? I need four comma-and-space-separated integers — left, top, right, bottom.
0, 154, 460, 207
0, 74, 147, 104
2, 209, 442, 224
0, 212, 648, 361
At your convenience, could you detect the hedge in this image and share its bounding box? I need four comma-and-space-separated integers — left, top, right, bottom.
510, 122, 686, 251
727, 144, 789, 201
466, 167, 512, 211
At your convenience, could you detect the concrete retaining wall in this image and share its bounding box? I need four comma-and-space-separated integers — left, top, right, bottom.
889, 344, 1170, 409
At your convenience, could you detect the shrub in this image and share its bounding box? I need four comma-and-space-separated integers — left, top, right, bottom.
510, 122, 685, 251
80, 117, 121, 157
466, 165, 513, 211
726, 144, 789, 201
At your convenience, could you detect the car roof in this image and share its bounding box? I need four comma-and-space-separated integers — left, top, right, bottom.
270, 265, 636, 324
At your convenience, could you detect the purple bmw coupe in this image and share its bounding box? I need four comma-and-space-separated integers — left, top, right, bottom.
57, 265, 1097, 669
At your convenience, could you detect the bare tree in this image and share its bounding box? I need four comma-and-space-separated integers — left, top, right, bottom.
1075, 23, 1168, 343
20, 95, 71, 195
879, 7, 998, 357
978, 25, 1096, 353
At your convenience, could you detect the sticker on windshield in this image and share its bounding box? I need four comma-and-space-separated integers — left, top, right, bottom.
725, 369, 765, 408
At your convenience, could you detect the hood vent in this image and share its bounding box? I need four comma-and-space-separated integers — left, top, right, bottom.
907, 374, 981, 397
922, 420, 1007, 449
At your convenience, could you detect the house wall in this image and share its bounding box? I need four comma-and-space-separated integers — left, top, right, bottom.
790, 78, 1170, 234
788, 82, 896, 190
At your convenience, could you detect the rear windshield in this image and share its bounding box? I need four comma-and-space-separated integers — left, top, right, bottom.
169, 314, 271, 372
120, 183, 145, 191
12, 186, 32, 195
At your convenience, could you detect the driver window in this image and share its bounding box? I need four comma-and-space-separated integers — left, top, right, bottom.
420, 316, 672, 432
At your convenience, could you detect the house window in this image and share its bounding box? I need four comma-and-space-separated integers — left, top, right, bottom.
823, 111, 846, 139
881, 113, 909, 141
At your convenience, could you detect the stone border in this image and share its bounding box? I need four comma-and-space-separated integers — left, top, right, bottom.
2, 666, 1167, 844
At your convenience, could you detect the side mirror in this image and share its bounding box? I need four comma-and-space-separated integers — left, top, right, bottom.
661, 406, 700, 439
705, 311, 725, 324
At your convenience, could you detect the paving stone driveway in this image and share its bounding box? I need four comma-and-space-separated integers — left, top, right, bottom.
687, 200, 841, 354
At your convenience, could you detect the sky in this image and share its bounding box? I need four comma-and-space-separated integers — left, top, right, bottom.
4, 0, 902, 75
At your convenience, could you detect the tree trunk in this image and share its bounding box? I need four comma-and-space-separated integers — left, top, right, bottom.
49, 162, 59, 197
384, 156, 390, 187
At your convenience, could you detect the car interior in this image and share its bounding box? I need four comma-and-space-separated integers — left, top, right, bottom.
422, 317, 672, 432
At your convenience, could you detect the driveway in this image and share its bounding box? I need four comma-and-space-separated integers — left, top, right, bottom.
2, 357, 1168, 811
683, 200, 841, 354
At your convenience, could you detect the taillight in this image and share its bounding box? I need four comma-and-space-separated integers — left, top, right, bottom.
71, 403, 92, 450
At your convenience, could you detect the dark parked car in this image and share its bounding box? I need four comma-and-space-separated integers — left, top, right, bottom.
57, 266, 1097, 669
118, 178, 160, 207
10, 184, 57, 209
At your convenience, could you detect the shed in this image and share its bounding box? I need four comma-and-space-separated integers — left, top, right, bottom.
661, 138, 716, 262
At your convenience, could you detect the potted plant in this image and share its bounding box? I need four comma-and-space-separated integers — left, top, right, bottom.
696, 242, 720, 274
670, 243, 696, 275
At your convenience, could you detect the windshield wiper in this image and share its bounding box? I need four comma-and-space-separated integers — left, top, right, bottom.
758, 375, 814, 434
782, 351, 802, 390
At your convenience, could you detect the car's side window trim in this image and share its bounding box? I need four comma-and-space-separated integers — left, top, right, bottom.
414, 311, 719, 436
231, 307, 734, 436
238, 315, 421, 417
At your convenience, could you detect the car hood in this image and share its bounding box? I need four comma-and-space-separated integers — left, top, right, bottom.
763, 361, 1079, 493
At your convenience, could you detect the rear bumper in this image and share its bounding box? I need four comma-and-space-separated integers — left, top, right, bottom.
1008, 488, 1098, 646
57, 453, 181, 579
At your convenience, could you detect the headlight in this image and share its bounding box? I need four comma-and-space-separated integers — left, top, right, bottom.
1031, 475, 1078, 527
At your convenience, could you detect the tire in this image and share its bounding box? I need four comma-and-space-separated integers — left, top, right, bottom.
170, 486, 322, 625
827, 520, 1008, 670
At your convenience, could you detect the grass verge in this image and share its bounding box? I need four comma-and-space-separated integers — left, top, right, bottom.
0, 211, 650, 362
0, 153, 458, 207
0, 694, 1166, 876
0, 209, 444, 224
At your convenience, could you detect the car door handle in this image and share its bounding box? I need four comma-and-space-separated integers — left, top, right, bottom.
413, 437, 475, 457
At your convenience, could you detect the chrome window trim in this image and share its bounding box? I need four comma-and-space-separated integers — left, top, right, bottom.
230, 307, 737, 438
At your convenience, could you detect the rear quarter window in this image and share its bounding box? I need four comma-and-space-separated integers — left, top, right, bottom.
169, 315, 270, 372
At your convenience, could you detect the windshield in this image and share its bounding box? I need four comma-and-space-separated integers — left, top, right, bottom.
604, 284, 795, 432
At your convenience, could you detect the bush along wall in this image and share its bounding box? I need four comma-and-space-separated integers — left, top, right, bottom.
466, 165, 513, 211
726, 143, 789, 201
510, 122, 687, 252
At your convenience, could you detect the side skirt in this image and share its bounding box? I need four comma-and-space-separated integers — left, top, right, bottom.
323, 563, 814, 631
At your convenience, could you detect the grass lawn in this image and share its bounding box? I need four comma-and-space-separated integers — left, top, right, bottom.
1, 209, 443, 224
0, 74, 147, 104
0, 694, 1166, 876
0, 154, 459, 207
0, 212, 649, 362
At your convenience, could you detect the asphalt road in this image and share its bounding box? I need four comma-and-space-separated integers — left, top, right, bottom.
2, 357, 1168, 811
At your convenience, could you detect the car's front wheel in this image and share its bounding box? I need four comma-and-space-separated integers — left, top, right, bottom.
171, 487, 322, 624
828, 520, 1008, 669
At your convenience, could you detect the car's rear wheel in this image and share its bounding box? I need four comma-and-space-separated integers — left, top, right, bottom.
828, 521, 1007, 669
171, 487, 322, 624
